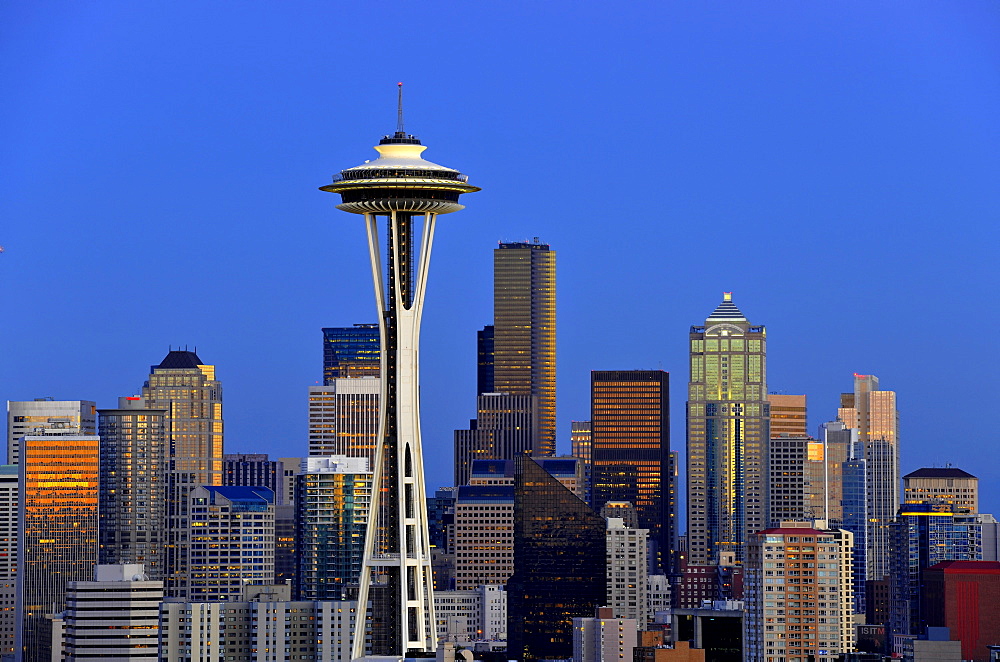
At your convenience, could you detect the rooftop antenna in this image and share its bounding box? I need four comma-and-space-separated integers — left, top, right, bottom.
396, 82, 405, 135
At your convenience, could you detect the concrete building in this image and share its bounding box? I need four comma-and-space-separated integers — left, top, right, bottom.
922, 560, 1000, 662
573, 609, 638, 662
141, 349, 223, 597
187, 485, 275, 602
159, 585, 362, 661
592, 370, 672, 571
307, 378, 379, 461
16, 432, 100, 662
58, 564, 162, 660
903, 467, 978, 514
744, 522, 855, 662
453, 392, 538, 487
296, 456, 372, 600
454, 484, 515, 590
492, 240, 557, 457
434, 585, 506, 644
6, 398, 95, 465
605, 517, 649, 625
0, 465, 16, 657
687, 293, 769, 564
97, 397, 167, 579
767, 394, 807, 438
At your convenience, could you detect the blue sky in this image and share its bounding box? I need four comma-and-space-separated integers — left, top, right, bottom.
2, 2, 998, 513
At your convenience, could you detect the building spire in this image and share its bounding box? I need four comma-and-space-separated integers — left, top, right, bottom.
396, 81, 405, 135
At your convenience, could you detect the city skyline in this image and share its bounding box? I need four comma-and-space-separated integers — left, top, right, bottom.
2, 2, 998, 513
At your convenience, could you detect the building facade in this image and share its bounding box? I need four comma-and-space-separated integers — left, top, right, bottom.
687, 293, 769, 564
492, 240, 556, 456
922, 560, 1000, 662
97, 397, 167, 578
0, 465, 16, 657
767, 394, 807, 439
307, 378, 380, 461
6, 398, 95, 465
573, 611, 638, 662
591, 370, 672, 571
606, 517, 650, 625
903, 467, 978, 514
454, 393, 538, 487
141, 349, 223, 597
15, 432, 100, 662
322, 323, 380, 384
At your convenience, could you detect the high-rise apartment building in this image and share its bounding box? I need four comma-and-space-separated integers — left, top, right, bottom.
16, 431, 100, 662
573, 610, 638, 662
187, 485, 275, 601
687, 293, 769, 564
296, 456, 372, 601
308, 378, 380, 462
507, 455, 606, 662
606, 518, 650, 625
98, 397, 167, 578
591, 370, 671, 570
767, 394, 807, 438
837, 374, 898, 583
0, 466, 16, 657
903, 467, 978, 514
493, 240, 556, 456
744, 522, 855, 662
6, 398, 96, 464
141, 349, 223, 596
322, 324, 380, 384
454, 393, 538, 486
59, 564, 163, 661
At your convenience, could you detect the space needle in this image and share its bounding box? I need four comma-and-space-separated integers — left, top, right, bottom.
320, 84, 480, 659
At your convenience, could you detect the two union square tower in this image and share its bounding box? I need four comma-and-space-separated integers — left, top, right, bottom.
687, 293, 769, 564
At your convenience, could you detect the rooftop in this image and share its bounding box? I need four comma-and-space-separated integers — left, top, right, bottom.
904, 467, 976, 479
706, 292, 748, 322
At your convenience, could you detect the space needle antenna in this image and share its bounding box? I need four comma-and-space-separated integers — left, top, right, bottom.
396, 81, 405, 135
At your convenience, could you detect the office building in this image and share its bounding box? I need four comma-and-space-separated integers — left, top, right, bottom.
903, 467, 978, 514
454, 483, 515, 591
922, 560, 1000, 662
322, 323, 380, 384
816, 420, 856, 525
6, 398, 95, 465
591, 370, 672, 571
454, 392, 538, 487
477, 325, 495, 395
571, 421, 592, 464
97, 398, 167, 578
889, 502, 983, 637
187, 485, 275, 602
838, 373, 898, 582
507, 455, 606, 662
434, 584, 507, 644
0, 466, 16, 657
159, 585, 362, 661
141, 349, 223, 597
767, 394, 807, 438
744, 522, 855, 662
839, 441, 869, 615
223, 452, 277, 489
687, 293, 769, 564
320, 94, 480, 656
59, 564, 162, 661
296, 456, 372, 600
15, 431, 100, 662
308, 378, 380, 462
573, 609, 638, 662
492, 240, 557, 456
606, 517, 650, 625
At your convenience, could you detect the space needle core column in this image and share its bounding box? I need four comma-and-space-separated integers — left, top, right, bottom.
320, 84, 480, 659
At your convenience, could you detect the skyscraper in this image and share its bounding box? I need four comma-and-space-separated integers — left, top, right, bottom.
320, 87, 479, 657
141, 349, 223, 597
903, 467, 978, 514
98, 397, 167, 578
0, 465, 16, 657
493, 240, 556, 456
590, 370, 672, 571
6, 398, 96, 464
16, 431, 100, 662
687, 293, 769, 564
322, 324, 380, 384
837, 374, 898, 583
507, 455, 606, 662
453, 392, 538, 486
307, 378, 380, 460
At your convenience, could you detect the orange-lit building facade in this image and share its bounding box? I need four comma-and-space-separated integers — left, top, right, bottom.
767, 394, 807, 439
591, 370, 672, 571
15, 433, 100, 662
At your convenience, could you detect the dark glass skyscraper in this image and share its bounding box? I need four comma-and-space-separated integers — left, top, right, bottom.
507, 455, 606, 662
590, 370, 672, 571
322, 324, 380, 384
477, 324, 495, 395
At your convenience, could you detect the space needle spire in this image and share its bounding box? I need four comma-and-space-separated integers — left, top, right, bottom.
320, 86, 480, 659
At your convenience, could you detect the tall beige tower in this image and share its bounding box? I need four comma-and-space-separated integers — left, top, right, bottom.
142, 349, 223, 597
493, 240, 556, 456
